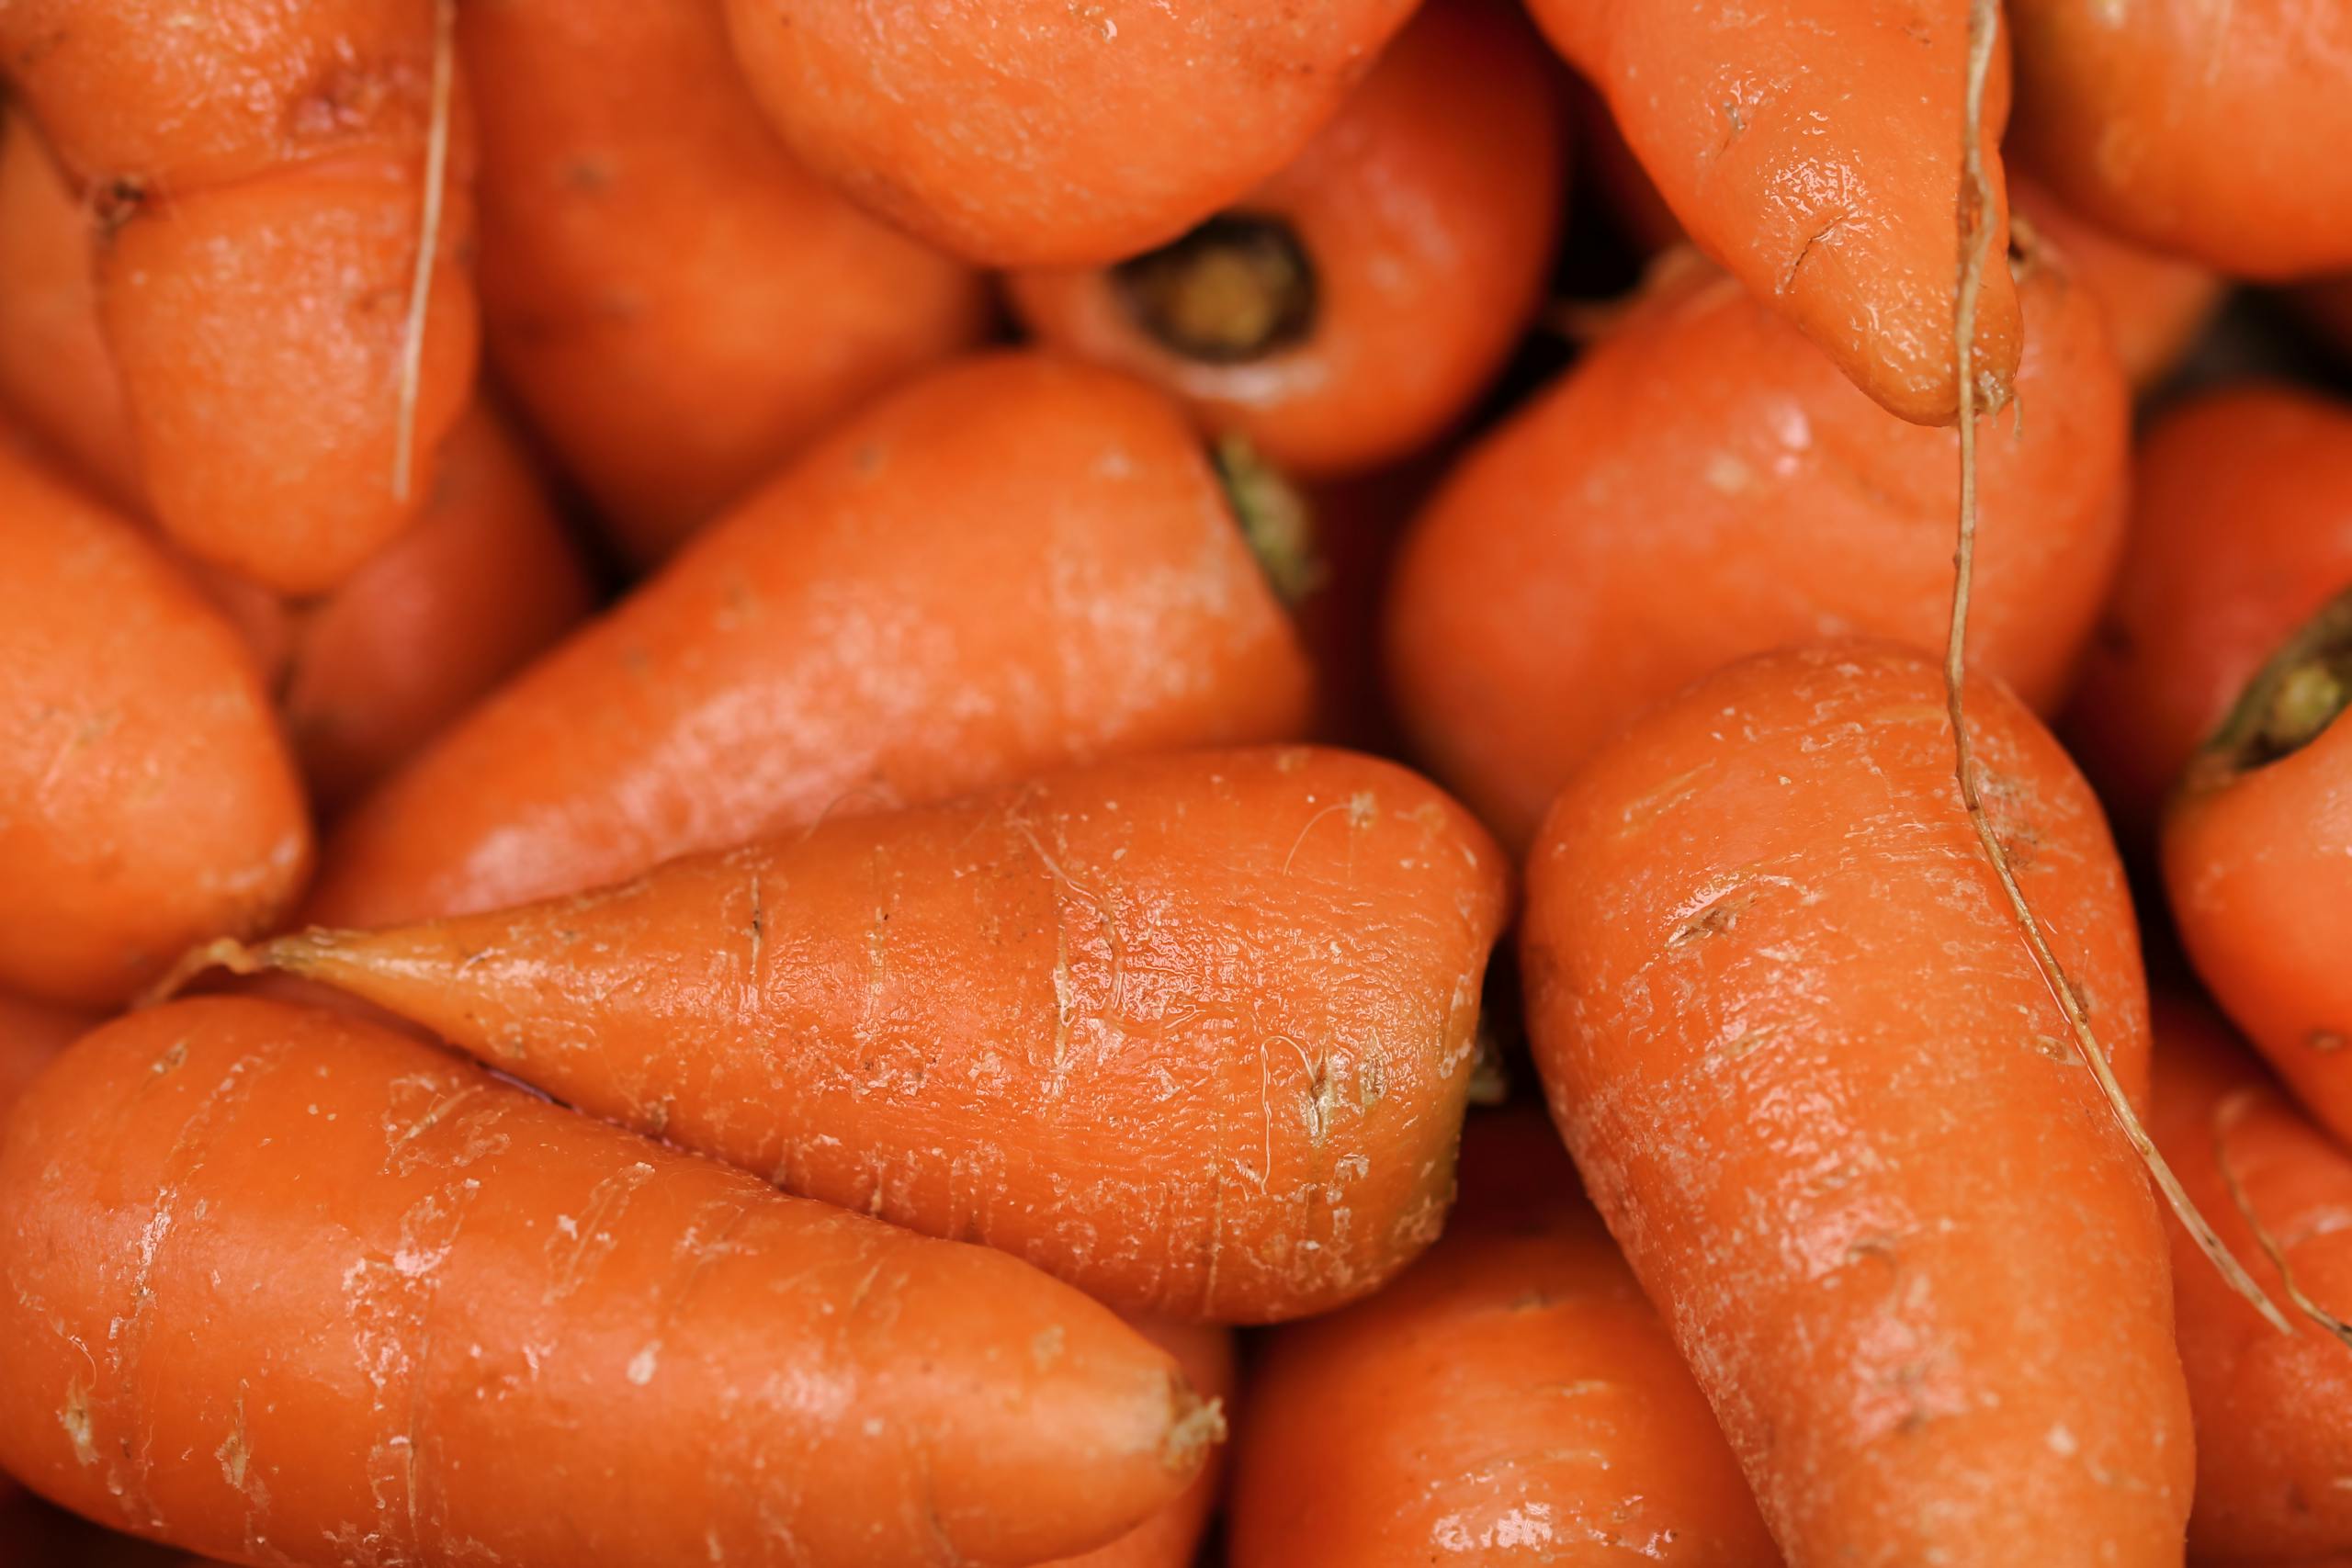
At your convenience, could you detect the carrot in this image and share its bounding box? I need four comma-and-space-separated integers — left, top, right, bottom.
1044, 1319, 1236, 1568
1227, 1108, 1776, 1565
191, 746, 1508, 1323
306, 353, 1314, 930
1385, 248, 2127, 847
0, 0, 481, 594
279, 404, 594, 811
1521, 640, 2192, 1562
2149, 992, 2352, 1563
0, 426, 310, 1009
2066, 386, 2352, 848
2164, 585, 2352, 1146
1006, 0, 1562, 480
1524, 0, 2022, 425
461, 0, 990, 564
718, 0, 1421, 267
2008, 0, 2352, 279
0, 997, 1214, 1566
2007, 173, 2224, 393
0, 108, 141, 513
0, 990, 93, 1124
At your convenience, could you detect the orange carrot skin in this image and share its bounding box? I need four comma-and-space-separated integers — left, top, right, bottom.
1228, 1109, 1777, 1565
0, 998, 1209, 1567
2008, 174, 2223, 393
1385, 254, 2127, 848
2009, 0, 2352, 278
719, 0, 1420, 268
0, 431, 310, 1009
2150, 995, 2352, 1563
1046, 1320, 1237, 1568
0, 0, 480, 595
2068, 388, 2352, 847
275, 747, 1506, 1323
1523, 642, 2191, 1563
309, 354, 1313, 930
1007, 0, 1563, 479
1527, 0, 2022, 425
281, 404, 594, 811
2165, 711, 2352, 1147
462, 0, 990, 563
0, 110, 141, 512
0, 990, 93, 1123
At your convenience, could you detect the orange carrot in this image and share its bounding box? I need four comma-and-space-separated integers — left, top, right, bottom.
462, 0, 990, 563
0, 0, 481, 593
2066, 386, 2352, 848
308, 354, 1313, 929
0, 998, 1213, 1566
1007, 0, 1562, 479
1385, 249, 2127, 847
1525, 0, 2022, 424
2149, 992, 2352, 1564
280, 404, 594, 811
2009, 0, 2352, 278
0, 426, 310, 1008
718, 0, 1420, 267
0, 108, 141, 513
2164, 586, 2352, 1145
0, 990, 93, 1124
1522, 641, 2191, 1562
1228, 1109, 1776, 1565
201, 747, 1508, 1323
1046, 1319, 1237, 1568
2007, 173, 2223, 393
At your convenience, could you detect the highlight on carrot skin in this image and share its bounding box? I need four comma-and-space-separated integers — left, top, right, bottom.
1007, 0, 1565, 479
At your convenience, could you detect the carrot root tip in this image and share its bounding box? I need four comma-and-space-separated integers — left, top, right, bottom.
135, 935, 268, 1009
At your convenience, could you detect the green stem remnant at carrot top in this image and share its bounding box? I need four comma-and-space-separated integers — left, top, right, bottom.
1943, 0, 2292, 1337
1112, 214, 1318, 363
1214, 435, 1324, 607
2195, 584, 2352, 783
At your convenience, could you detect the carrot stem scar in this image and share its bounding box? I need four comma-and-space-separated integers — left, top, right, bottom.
1943, 0, 2293, 1337
1114, 213, 1317, 364
2194, 584, 2352, 785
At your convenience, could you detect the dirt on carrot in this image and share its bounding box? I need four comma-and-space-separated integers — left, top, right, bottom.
0, 998, 1214, 1567
1521, 641, 2191, 1562
306, 353, 1315, 930
188, 747, 1508, 1324
1526, 0, 2023, 424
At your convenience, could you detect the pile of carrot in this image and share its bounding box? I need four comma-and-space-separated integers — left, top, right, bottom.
5, 4, 2352, 1565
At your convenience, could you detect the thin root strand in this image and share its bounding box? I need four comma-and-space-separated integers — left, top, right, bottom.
1942, 0, 2292, 1337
